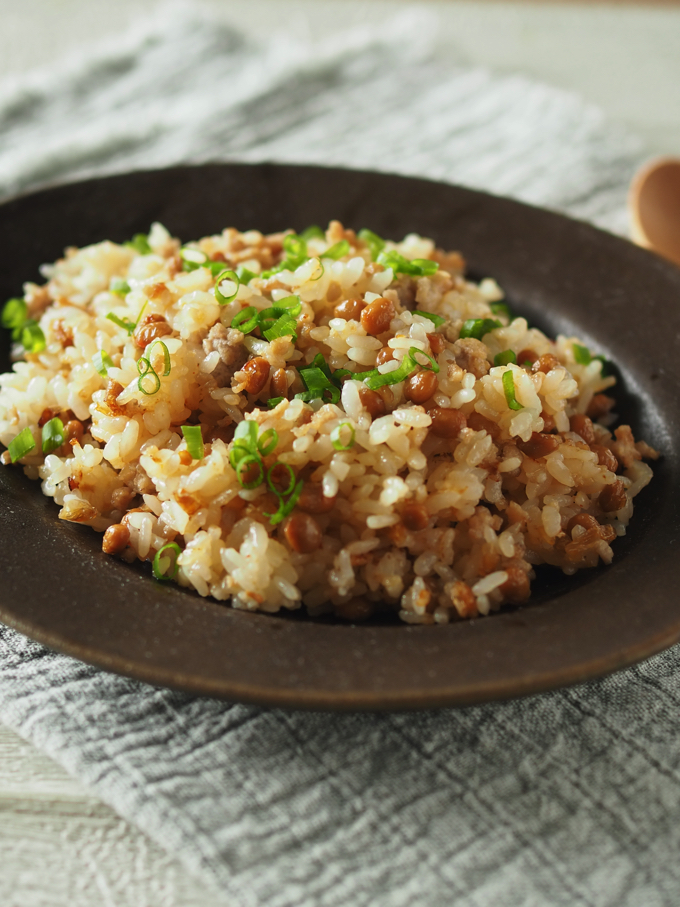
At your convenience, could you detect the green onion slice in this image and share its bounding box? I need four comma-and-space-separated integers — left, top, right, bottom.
282, 233, 308, 264
357, 228, 385, 260
494, 349, 517, 367
323, 240, 350, 260
262, 313, 297, 342
295, 358, 341, 404
377, 251, 439, 277
181, 424, 204, 460
271, 478, 303, 526
106, 312, 137, 334
8, 426, 36, 463
572, 343, 592, 365
180, 247, 208, 271
2, 298, 28, 338
110, 277, 130, 296
93, 350, 114, 376
149, 340, 171, 377
300, 225, 325, 241
413, 310, 446, 328
267, 461, 296, 498
125, 233, 152, 255
459, 318, 501, 340
502, 369, 523, 411
490, 302, 512, 321
265, 462, 304, 527
331, 422, 355, 451
331, 368, 352, 386
233, 419, 258, 450
358, 346, 439, 391
21, 321, 46, 353
214, 270, 240, 305
236, 265, 257, 284
137, 356, 161, 396
257, 428, 279, 457
152, 542, 182, 581
230, 306, 259, 334
41, 417, 65, 454
235, 453, 264, 489
267, 396, 285, 408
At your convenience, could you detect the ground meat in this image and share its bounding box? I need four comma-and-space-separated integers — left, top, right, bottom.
451, 338, 491, 378
431, 248, 466, 277
609, 425, 642, 468
132, 463, 155, 495
203, 323, 248, 388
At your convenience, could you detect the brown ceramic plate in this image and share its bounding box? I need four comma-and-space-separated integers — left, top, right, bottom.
1, 164, 679, 711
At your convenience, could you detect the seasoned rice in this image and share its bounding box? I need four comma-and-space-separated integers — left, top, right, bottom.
0, 221, 658, 623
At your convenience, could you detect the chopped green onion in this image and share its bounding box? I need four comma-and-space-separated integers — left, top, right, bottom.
359, 345, 439, 391
257, 428, 278, 457
149, 340, 171, 377
323, 240, 350, 260
205, 259, 229, 277
2, 298, 28, 339
300, 225, 325, 241
152, 542, 182, 581
259, 262, 285, 280
413, 310, 446, 328
125, 233, 152, 255
214, 269, 240, 305
377, 251, 439, 277
282, 233, 308, 264
230, 306, 259, 334
308, 259, 325, 281
270, 295, 302, 317
267, 461, 296, 498
41, 417, 65, 454
490, 302, 512, 321
8, 426, 35, 463
459, 318, 501, 340
410, 258, 439, 276
93, 350, 114, 376
331, 368, 352, 386
271, 478, 304, 526
137, 355, 160, 395
267, 396, 285, 408
295, 360, 341, 404
266, 462, 304, 527
21, 321, 46, 353
494, 349, 517, 367
502, 369, 523, 411
236, 265, 257, 284
179, 246, 208, 271
233, 419, 258, 450
358, 228, 386, 260
331, 422, 355, 451
110, 277, 130, 296
106, 312, 137, 334
182, 424, 204, 460
236, 453, 264, 489
572, 343, 592, 365
262, 313, 297, 342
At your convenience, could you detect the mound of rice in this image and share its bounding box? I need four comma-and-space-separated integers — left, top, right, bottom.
0, 221, 658, 623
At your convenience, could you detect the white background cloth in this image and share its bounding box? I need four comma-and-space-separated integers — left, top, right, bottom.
1, 6, 678, 906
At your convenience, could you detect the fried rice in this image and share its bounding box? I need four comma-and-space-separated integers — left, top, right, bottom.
0, 221, 658, 623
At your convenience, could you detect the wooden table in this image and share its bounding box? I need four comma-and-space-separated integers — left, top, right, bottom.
1, 1, 679, 904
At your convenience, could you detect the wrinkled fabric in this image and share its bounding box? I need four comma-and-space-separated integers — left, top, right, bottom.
2, 7, 674, 907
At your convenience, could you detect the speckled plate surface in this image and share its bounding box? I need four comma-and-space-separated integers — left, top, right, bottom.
1, 163, 679, 710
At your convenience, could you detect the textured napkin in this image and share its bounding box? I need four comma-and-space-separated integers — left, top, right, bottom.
2, 6, 678, 907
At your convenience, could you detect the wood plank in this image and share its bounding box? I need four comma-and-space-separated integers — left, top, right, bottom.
0, 726, 228, 907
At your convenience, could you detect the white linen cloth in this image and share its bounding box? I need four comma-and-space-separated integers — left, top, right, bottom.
2, 7, 676, 906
